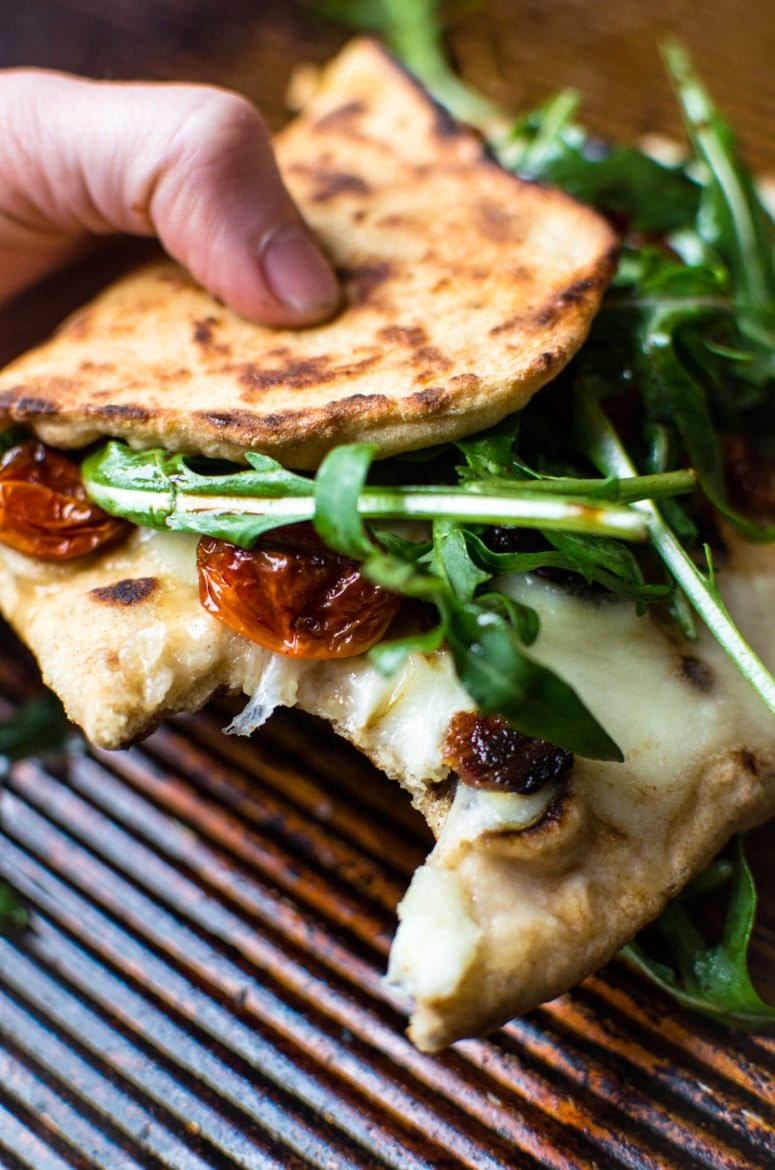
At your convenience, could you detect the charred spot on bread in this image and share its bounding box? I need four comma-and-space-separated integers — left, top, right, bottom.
97, 403, 150, 422
680, 654, 715, 692
338, 260, 394, 305
736, 748, 761, 775
192, 317, 231, 357
89, 577, 159, 606
311, 99, 368, 133
0, 390, 59, 415
309, 170, 372, 203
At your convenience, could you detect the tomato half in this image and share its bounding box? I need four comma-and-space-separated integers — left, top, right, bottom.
197, 525, 401, 659
0, 440, 130, 560
442, 711, 573, 793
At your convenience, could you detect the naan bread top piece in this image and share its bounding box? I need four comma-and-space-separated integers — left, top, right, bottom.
0, 38, 617, 467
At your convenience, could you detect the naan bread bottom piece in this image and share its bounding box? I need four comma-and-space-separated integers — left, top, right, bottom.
0, 526, 773, 1050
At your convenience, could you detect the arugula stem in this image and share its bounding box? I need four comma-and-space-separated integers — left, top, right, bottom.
84, 443, 699, 544
379, 0, 507, 135
159, 484, 652, 539
600, 295, 731, 314
577, 389, 775, 716
663, 41, 774, 308
472, 469, 696, 501
501, 89, 579, 172
360, 488, 645, 534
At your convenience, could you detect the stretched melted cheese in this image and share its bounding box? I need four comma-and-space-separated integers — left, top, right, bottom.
0, 527, 773, 1049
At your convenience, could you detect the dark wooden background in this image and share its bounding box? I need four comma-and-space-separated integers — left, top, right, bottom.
0, 3, 773, 1169
0, 0, 773, 166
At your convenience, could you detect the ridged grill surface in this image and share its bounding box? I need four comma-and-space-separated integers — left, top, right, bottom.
0, 2, 774, 1166
0, 644, 773, 1170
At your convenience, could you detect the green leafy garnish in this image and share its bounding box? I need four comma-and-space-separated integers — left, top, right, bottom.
504, 90, 701, 235
309, 0, 504, 132
0, 692, 72, 935
622, 839, 775, 1028
575, 388, 775, 716
663, 42, 775, 316
86, 439, 680, 545
314, 442, 381, 558
0, 883, 27, 932
0, 692, 71, 763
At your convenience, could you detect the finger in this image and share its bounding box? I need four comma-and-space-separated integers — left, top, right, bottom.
0, 70, 340, 325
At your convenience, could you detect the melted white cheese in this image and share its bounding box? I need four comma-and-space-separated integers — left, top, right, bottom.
436, 780, 558, 856
225, 652, 305, 736
386, 866, 481, 1002
496, 569, 775, 833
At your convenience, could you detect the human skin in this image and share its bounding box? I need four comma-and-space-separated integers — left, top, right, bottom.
0, 70, 340, 325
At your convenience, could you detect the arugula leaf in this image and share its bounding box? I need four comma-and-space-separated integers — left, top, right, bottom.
575, 386, 775, 717
166, 509, 308, 545
83, 440, 663, 545
462, 530, 578, 576
663, 42, 775, 315
0, 693, 71, 936
369, 623, 445, 676
622, 838, 775, 1028
455, 413, 522, 479
314, 442, 380, 558
309, 0, 503, 132
81, 442, 178, 527
0, 883, 28, 932
597, 246, 775, 542
543, 529, 672, 604
443, 600, 623, 761
432, 518, 490, 603
0, 693, 70, 762
504, 91, 701, 234
476, 590, 540, 646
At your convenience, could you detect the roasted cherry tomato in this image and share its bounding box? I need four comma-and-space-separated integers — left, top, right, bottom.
442, 711, 572, 794
0, 439, 130, 560
197, 524, 401, 659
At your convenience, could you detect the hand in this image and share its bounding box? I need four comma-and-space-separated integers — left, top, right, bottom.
0, 70, 340, 326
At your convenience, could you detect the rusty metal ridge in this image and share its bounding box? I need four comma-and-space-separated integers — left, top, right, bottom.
0, 650, 773, 1169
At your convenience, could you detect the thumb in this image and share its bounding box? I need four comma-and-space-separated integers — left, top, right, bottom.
0, 70, 340, 326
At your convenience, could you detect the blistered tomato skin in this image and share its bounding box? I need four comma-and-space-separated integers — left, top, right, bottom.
443, 711, 573, 794
0, 440, 130, 560
197, 527, 401, 659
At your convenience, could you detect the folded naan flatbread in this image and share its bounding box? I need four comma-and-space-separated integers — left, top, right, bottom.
0, 38, 772, 1052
